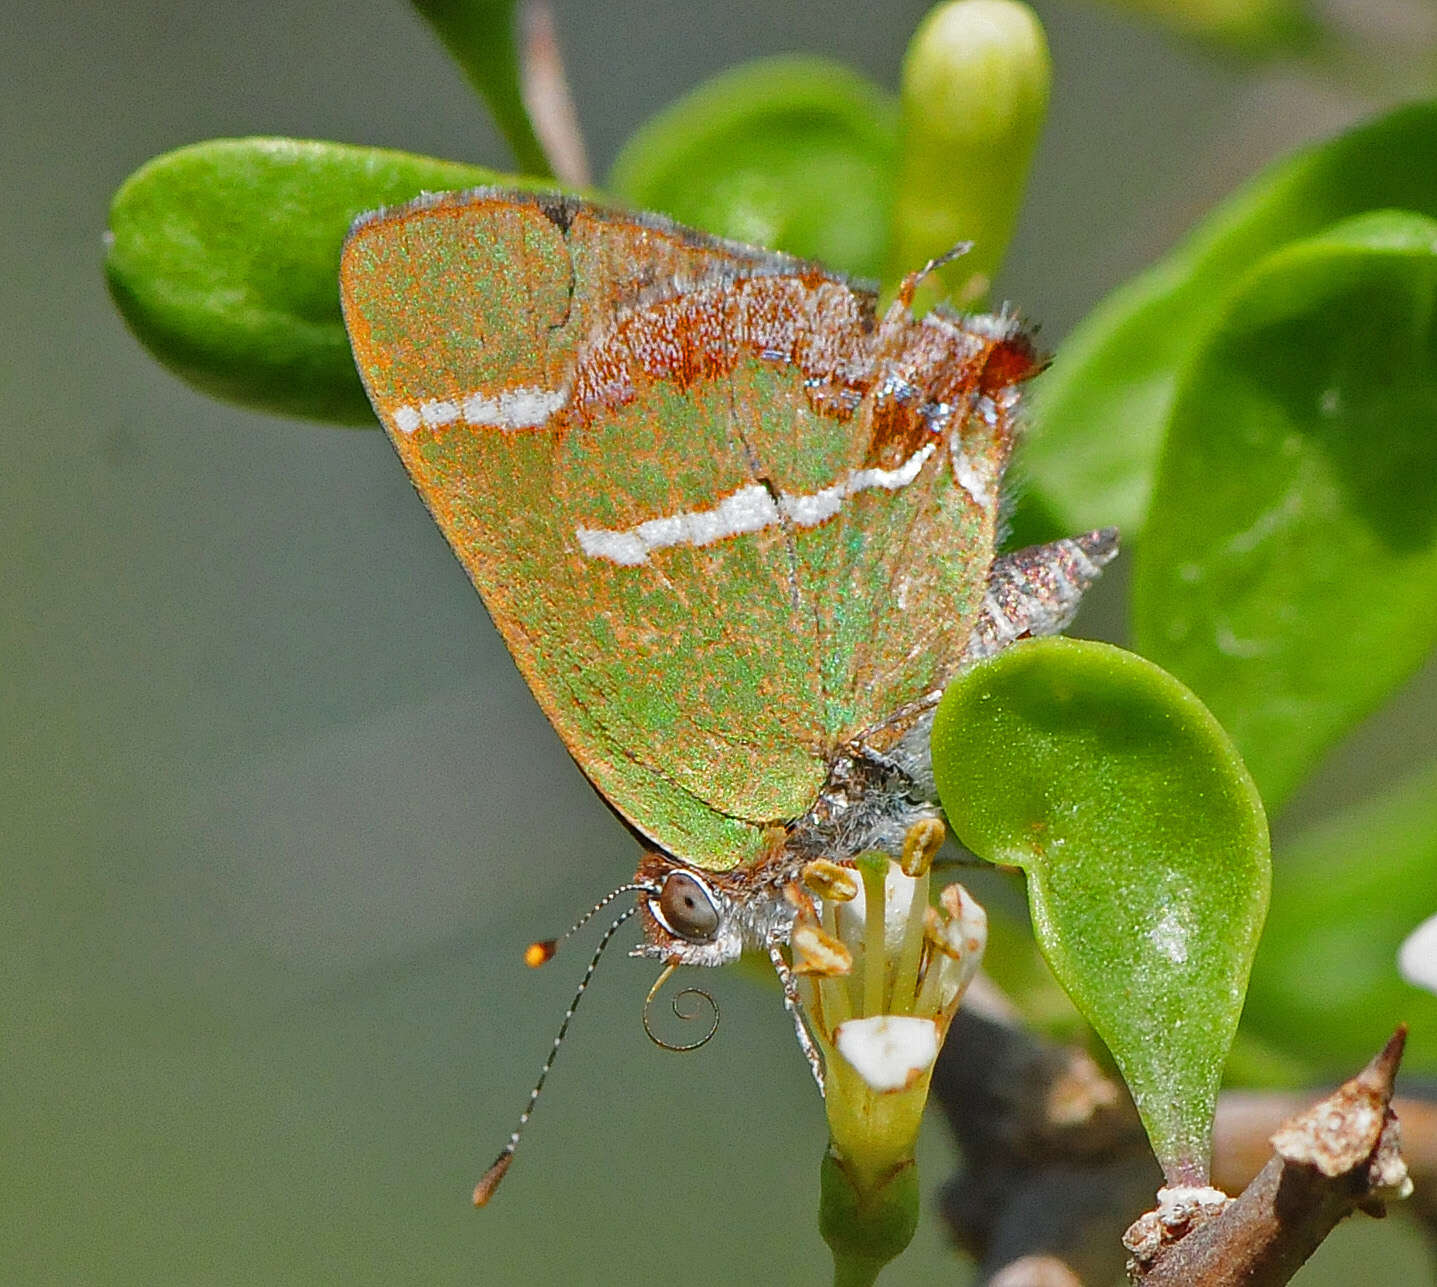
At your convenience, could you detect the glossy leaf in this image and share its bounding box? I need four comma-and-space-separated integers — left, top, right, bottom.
1021, 101, 1437, 540
1243, 760, 1437, 1078
1134, 210, 1437, 808
409, 0, 551, 176
931, 637, 1270, 1183
607, 57, 897, 281
889, 0, 1050, 310
105, 138, 519, 423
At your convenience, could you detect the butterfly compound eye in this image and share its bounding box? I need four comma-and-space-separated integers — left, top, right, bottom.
657, 872, 721, 943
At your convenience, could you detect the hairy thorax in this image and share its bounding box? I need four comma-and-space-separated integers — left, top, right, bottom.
634, 713, 942, 968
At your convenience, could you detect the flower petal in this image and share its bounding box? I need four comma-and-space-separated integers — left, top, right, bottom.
834, 1015, 939, 1091
1398, 911, 1437, 995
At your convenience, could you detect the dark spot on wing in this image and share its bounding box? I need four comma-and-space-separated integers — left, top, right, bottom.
536, 194, 578, 234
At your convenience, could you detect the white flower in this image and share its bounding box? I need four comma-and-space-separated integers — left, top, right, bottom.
788, 821, 988, 1177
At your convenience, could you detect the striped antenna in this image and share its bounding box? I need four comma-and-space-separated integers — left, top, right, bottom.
519, 881, 656, 969
473, 884, 654, 1206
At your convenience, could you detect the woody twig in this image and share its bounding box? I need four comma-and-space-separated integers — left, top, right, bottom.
1127, 1028, 1412, 1287
931, 978, 1159, 1286
518, 0, 590, 187
932, 983, 1419, 1287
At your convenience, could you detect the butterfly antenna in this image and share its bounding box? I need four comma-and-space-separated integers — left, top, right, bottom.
521, 881, 657, 968
894, 241, 974, 312
473, 892, 651, 1207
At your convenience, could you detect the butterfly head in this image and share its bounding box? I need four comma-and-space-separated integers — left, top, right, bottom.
634, 852, 789, 968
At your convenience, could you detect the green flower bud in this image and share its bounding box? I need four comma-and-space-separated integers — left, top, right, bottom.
888, 0, 1051, 309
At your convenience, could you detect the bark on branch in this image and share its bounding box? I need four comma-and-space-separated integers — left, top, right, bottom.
519, 0, 590, 187
932, 981, 1417, 1287
1126, 1028, 1412, 1287
932, 980, 1159, 1285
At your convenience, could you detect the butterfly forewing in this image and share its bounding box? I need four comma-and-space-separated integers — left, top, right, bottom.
342, 192, 820, 868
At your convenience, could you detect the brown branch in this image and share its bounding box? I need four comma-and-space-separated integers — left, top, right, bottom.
518, 0, 590, 187
1126, 1028, 1412, 1287
933, 984, 1423, 1286
931, 979, 1160, 1286
1215, 1086, 1437, 1217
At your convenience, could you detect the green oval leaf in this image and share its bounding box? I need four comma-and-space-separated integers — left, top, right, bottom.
1022, 100, 1437, 540
607, 57, 897, 280
931, 637, 1270, 1183
1133, 209, 1437, 807
105, 138, 519, 423
1243, 760, 1437, 1079
408, 0, 551, 177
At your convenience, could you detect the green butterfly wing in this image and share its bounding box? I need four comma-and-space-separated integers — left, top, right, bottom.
341, 190, 1023, 870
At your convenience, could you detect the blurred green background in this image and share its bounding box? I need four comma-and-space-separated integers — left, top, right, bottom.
6, 1, 1436, 1282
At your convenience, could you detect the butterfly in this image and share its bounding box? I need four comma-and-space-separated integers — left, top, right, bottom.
339, 189, 1114, 1199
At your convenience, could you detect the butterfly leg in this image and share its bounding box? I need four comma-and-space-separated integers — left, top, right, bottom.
768, 935, 826, 1094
